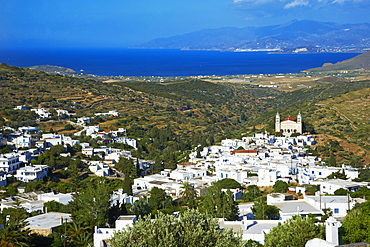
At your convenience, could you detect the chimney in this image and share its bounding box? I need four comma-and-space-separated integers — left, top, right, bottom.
326, 216, 341, 245
242, 216, 254, 230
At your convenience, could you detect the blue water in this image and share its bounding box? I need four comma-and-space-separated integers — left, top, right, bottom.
0, 48, 360, 77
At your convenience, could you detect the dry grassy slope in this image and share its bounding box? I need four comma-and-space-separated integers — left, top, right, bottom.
1, 64, 261, 138
308, 87, 370, 165
308, 51, 370, 72
314, 133, 369, 165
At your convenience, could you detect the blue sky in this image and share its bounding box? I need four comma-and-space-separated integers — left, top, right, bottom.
1, 0, 369, 48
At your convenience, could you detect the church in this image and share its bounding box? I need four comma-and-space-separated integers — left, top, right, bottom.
275, 112, 302, 135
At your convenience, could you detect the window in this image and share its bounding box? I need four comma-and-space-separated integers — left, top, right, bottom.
334, 208, 339, 214
319, 172, 322, 175
312, 171, 314, 174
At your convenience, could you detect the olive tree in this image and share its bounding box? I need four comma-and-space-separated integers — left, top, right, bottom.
264, 216, 324, 247
108, 209, 245, 247
342, 200, 370, 243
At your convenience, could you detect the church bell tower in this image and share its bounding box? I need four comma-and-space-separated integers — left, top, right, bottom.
297, 112, 302, 133
275, 112, 280, 133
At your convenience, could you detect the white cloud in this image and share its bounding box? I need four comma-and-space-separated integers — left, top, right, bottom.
284, 0, 309, 8
332, 0, 364, 3
233, 0, 364, 5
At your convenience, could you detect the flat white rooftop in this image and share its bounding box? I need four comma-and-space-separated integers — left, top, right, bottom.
272, 200, 322, 215
26, 212, 72, 228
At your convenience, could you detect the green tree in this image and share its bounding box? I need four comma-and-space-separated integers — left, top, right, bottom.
327, 170, 348, 180
115, 158, 136, 177
122, 176, 133, 195
148, 187, 172, 211
350, 187, 370, 200
44, 200, 70, 213
321, 208, 333, 222
0, 145, 11, 154
264, 216, 325, 247
334, 188, 348, 195
25, 180, 45, 192
108, 210, 245, 247
28, 233, 53, 247
0, 208, 31, 247
66, 221, 92, 247
128, 199, 152, 218
64, 124, 74, 130
67, 160, 82, 190
327, 154, 337, 166
246, 239, 263, 247
202, 184, 239, 220
4, 184, 18, 197
214, 178, 241, 189
180, 182, 197, 209
273, 180, 288, 193
116, 158, 135, 195
251, 198, 280, 220
353, 168, 370, 182
243, 185, 262, 202
305, 185, 319, 194
108, 202, 128, 227
342, 200, 370, 243
71, 177, 113, 230
344, 156, 363, 168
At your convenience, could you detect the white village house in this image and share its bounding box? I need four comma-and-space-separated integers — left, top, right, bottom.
14, 165, 48, 182
0, 154, 22, 173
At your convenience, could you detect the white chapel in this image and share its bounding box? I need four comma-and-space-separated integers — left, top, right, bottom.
275, 112, 302, 135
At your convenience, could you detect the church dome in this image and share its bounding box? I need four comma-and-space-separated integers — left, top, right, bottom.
283, 117, 295, 121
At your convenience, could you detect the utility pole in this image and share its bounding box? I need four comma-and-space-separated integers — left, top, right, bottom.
61, 217, 67, 247
347, 193, 350, 212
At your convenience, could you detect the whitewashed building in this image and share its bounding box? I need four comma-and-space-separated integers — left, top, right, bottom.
317, 179, 361, 194
94, 216, 137, 247
0, 172, 7, 187
31, 108, 52, 119
0, 154, 22, 173
14, 165, 48, 182
38, 192, 73, 205
89, 161, 113, 177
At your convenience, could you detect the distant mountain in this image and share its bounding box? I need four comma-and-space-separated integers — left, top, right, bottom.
134, 20, 370, 52
307, 51, 370, 72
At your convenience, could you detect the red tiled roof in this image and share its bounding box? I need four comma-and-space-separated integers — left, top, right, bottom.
231, 150, 258, 154
177, 162, 194, 166
283, 117, 295, 121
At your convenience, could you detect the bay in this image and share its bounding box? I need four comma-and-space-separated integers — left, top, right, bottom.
0, 48, 360, 77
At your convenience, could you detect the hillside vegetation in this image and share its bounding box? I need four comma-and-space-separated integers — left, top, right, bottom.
247, 83, 370, 166
307, 51, 370, 72
0, 63, 369, 167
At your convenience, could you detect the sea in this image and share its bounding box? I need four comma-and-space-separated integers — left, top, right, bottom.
0, 48, 361, 77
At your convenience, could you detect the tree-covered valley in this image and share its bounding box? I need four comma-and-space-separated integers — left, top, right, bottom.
1, 62, 370, 246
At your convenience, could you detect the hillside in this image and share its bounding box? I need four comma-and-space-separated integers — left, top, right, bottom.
305, 87, 370, 165
0, 63, 266, 136
134, 20, 370, 52
247, 84, 370, 166
1, 63, 369, 167
307, 51, 370, 72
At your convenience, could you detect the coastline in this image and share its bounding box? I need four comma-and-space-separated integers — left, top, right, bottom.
0, 48, 361, 77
